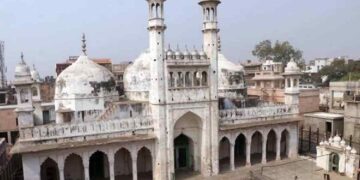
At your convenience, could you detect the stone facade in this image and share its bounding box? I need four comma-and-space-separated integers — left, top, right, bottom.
12, 1, 301, 180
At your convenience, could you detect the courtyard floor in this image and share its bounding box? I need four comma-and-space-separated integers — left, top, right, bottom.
176, 156, 352, 180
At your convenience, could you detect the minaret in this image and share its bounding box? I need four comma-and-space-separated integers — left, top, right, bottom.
146, 1, 167, 180
199, 0, 220, 100
14, 52, 34, 129
147, 0, 166, 104
199, 0, 221, 175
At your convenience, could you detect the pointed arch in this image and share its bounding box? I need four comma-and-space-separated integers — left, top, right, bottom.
89, 151, 110, 179
266, 130, 277, 162
234, 133, 246, 167
280, 129, 290, 159
64, 153, 84, 180
219, 137, 230, 172
251, 131, 263, 165
114, 148, 133, 179
137, 147, 153, 179
40, 158, 59, 180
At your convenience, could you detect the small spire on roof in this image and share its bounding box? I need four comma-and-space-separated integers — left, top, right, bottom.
218, 36, 221, 52
176, 44, 180, 51
20, 52, 25, 63
82, 33, 87, 55
168, 44, 171, 50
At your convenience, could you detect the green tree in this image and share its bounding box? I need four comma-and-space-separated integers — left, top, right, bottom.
252, 40, 303, 66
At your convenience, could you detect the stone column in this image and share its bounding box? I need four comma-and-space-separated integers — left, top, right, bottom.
132, 153, 138, 180
276, 135, 281, 161
58, 156, 65, 180
7, 131, 12, 144
230, 143, 235, 171
246, 140, 251, 166
109, 157, 115, 180
262, 136, 267, 164
83, 154, 90, 180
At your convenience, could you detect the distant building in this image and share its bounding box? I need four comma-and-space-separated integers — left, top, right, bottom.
241, 60, 262, 87
248, 59, 320, 113
112, 63, 129, 95
56, 56, 112, 76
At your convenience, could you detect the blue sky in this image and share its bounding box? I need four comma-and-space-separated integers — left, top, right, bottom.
1, 0, 360, 79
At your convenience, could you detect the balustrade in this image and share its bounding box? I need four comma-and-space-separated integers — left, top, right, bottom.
20, 117, 154, 142
219, 105, 299, 124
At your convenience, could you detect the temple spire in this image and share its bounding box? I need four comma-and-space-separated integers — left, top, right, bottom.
20, 52, 25, 63
82, 33, 87, 55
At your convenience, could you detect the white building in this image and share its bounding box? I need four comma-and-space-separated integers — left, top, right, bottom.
11, 1, 301, 180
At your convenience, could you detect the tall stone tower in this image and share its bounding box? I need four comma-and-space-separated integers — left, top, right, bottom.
14, 53, 34, 129
146, 0, 168, 179
199, 0, 221, 175
148, 0, 166, 104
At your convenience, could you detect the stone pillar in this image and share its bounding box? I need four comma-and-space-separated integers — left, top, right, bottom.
83, 154, 90, 180
7, 131, 12, 144
132, 154, 138, 180
276, 135, 281, 161
109, 157, 115, 180
230, 143, 235, 171
262, 136, 267, 164
246, 140, 251, 166
58, 156, 65, 180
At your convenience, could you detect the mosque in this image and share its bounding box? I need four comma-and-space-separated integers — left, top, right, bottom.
11, 0, 302, 179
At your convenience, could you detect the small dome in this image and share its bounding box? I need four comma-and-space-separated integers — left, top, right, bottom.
175, 48, 183, 60
284, 59, 301, 74
31, 65, 41, 82
166, 49, 174, 58
319, 141, 324, 146
183, 48, 190, 59
191, 49, 199, 59
346, 146, 352, 151
333, 135, 341, 143
328, 137, 334, 143
14, 53, 32, 83
199, 50, 207, 59
340, 140, 346, 147
351, 148, 357, 154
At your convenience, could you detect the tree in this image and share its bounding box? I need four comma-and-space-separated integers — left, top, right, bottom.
252, 40, 303, 66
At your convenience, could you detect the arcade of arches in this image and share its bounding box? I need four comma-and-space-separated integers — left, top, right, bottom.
39, 146, 153, 180
219, 128, 292, 172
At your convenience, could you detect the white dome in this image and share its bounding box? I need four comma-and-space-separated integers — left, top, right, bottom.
124, 50, 151, 101
14, 54, 32, 84
284, 59, 301, 74
351, 148, 357, 154
31, 66, 41, 82
55, 54, 116, 100
218, 53, 244, 90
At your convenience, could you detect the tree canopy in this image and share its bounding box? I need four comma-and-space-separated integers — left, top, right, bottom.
319, 59, 360, 85
252, 40, 303, 67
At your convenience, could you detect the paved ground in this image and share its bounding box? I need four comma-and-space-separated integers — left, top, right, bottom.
175, 157, 351, 180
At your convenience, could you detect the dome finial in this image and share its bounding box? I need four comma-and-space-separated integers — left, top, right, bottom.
82, 33, 87, 55
33, 64, 36, 70
20, 52, 24, 63
176, 44, 180, 51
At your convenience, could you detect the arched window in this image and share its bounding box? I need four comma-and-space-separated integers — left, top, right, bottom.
155, 3, 160, 18
293, 79, 298, 87
20, 89, 29, 103
177, 72, 184, 87
193, 72, 201, 86
185, 72, 192, 87
287, 78, 291, 88
151, 3, 156, 18
169, 72, 174, 87
32, 87, 38, 97
206, 8, 210, 21
201, 71, 208, 86
210, 8, 215, 21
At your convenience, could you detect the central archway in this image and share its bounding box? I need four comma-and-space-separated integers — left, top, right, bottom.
173, 112, 202, 176
40, 158, 59, 180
